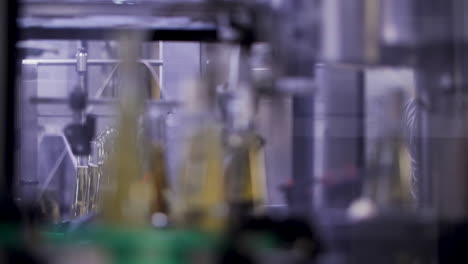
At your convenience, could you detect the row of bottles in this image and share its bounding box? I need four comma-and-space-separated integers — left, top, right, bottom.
72, 128, 117, 218
71, 106, 267, 231
70, 38, 267, 231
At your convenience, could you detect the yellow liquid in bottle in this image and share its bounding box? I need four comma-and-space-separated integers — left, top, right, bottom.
88, 164, 101, 213
73, 166, 89, 218
176, 126, 225, 231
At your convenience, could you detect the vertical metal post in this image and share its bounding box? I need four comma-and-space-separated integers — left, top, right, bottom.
413, 0, 468, 221
77, 41, 89, 94
0, 0, 6, 196
159, 41, 164, 94
318, 65, 365, 209
0, 0, 19, 200
18, 64, 39, 205
291, 93, 314, 217
75, 42, 88, 123
274, 0, 319, 217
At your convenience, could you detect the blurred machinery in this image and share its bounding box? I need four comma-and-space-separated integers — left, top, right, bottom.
0, 0, 468, 263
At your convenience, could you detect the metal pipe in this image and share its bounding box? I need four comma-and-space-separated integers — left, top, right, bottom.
22, 59, 163, 66
76, 45, 88, 93
38, 113, 117, 118
30, 96, 178, 108
75, 44, 88, 123
21, 1, 242, 18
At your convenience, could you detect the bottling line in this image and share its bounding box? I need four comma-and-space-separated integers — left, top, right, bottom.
0, 0, 467, 263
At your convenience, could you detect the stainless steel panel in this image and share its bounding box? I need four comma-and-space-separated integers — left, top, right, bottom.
315, 65, 365, 208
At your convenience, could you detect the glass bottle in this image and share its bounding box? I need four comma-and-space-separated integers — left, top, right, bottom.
87, 139, 102, 214
72, 156, 89, 218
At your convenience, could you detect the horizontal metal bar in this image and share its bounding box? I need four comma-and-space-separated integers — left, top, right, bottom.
21, 1, 243, 18
19, 27, 220, 42
31, 96, 179, 108
38, 113, 117, 118
32, 97, 114, 105
18, 2, 259, 42
22, 59, 163, 66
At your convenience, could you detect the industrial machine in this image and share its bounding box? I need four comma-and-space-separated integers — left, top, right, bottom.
0, 0, 467, 263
